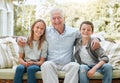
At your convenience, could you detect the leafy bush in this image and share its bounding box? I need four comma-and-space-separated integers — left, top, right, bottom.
14, 0, 120, 40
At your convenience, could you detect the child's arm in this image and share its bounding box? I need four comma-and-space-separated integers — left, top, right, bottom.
87, 60, 106, 77
19, 53, 29, 67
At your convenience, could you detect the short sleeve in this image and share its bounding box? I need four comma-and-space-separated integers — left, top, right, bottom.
19, 46, 24, 53
40, 41, 48, 58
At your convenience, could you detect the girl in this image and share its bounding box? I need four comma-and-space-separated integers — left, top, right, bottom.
74, 21, 113, 83
14, 19, 47, 83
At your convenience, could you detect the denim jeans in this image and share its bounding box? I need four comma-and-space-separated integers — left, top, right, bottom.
14, 64, 40, 83
79, 63, 113, 83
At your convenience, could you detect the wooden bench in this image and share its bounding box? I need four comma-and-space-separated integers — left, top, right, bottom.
0, 69, 120, 83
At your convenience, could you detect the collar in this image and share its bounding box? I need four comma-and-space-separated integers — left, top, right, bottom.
78, 37, 93, 49
53, 24, 66, 35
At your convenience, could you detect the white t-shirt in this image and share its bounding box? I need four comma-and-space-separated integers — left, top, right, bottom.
79, 45, 96, 66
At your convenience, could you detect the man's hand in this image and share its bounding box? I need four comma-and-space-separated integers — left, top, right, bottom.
91, 38, 100, 50
17, 37, 27, 47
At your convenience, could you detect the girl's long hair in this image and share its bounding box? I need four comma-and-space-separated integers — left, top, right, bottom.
27, 19, 46, 50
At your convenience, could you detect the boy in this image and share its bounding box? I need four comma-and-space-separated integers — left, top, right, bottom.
74, 21, 113, 83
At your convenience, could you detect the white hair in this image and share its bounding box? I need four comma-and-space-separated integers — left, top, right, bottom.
50, 8, 64, 18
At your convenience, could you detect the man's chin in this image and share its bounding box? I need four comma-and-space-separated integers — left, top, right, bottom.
55, 25, 61, 28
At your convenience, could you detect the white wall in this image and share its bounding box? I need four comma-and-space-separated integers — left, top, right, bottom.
0, 0, 13, 36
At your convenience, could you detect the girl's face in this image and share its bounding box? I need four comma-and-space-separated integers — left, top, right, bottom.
33, 22, 45, 38
80, 24, 93, 38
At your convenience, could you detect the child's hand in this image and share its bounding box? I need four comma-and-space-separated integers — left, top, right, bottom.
87, 68, 96, 78
23, 62, 29, 67
27, 61, 34, 65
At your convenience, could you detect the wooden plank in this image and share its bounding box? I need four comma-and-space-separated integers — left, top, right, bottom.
0, 79, 120, 83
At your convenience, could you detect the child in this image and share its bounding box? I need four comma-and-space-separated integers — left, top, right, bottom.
14, 19, 47, 83
74, 21, 113, 83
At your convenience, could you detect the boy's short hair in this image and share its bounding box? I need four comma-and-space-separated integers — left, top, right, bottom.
80, 21, 94, 32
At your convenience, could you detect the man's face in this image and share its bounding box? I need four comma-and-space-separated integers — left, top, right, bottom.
51, 11, 65, 29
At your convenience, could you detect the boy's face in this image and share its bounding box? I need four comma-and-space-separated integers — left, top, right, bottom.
80, 24, 93, 38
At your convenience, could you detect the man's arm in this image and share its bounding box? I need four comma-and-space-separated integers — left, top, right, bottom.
91, 38, 100, 50
17, 36, 27, 47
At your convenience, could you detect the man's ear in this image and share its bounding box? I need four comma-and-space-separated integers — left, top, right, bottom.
64, 17, 65, 20
63, 17, 65, 23
92, 32, 93, 34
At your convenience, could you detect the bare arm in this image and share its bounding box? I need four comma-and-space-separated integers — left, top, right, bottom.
19, 53, 29, 67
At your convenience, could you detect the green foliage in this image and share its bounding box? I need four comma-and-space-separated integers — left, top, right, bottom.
37, 0, 120, 40
14, 4, 35, 36
13, 0, 120, 40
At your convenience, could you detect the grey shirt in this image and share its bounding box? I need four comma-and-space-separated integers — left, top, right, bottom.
74, 38, 109, 65
19, 40, 47, 62
79, 45, 96, 65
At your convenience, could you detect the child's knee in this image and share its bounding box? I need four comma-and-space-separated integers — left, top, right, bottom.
103, 64, 113, 71
80, 65, 89, 73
